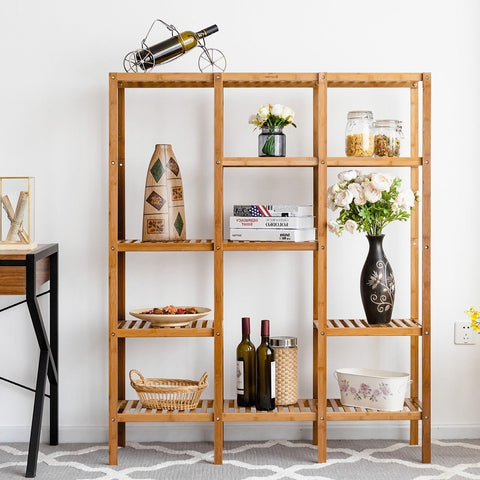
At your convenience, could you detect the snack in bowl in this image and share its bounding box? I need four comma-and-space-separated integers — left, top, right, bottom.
142, 305, 198, 315
129, 306, 211, 327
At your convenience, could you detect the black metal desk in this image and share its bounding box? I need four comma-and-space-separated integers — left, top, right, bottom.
0, 243, 58, 478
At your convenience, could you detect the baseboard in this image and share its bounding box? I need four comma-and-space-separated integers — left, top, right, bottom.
2, 423, 480, 444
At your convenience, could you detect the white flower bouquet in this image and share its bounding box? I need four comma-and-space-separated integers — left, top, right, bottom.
327, 170, 418, 237
249, 103, 297, 131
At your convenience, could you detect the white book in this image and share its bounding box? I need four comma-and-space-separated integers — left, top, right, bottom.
233, 204, 313, 217
229, 228, 316, 242
229, 216, 314, 229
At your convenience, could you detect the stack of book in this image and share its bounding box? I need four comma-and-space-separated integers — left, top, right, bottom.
229, 205, 315, 242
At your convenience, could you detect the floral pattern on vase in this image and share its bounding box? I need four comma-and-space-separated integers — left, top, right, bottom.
360, 234, 395, 324
339, 379, 393, 403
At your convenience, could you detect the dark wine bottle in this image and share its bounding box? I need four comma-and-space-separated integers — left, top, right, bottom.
255, 319, 275, 411
236, 317, 256, 407
136, 25, 219, 69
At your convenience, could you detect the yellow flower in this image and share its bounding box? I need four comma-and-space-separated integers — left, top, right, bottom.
466, 306, 480, 331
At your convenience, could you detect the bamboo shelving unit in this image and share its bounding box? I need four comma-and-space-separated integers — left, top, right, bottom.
108, 72, 431, 465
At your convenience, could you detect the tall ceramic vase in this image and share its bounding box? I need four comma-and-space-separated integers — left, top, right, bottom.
360, 235, 395, 325
142, 144, 186, 241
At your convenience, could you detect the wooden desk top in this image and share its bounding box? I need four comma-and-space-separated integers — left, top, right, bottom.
0, 243, 58, 261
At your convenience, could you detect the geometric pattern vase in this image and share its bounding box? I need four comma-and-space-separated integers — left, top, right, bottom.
142, 144, 186, 241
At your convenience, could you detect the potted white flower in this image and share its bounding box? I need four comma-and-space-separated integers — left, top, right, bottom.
249, 104, 296, 157
327, 170, 418, 324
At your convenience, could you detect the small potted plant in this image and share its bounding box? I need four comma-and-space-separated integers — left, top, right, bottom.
249, 104, 296, 157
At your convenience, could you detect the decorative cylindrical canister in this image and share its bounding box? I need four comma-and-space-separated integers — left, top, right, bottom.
270, 336, 297, 406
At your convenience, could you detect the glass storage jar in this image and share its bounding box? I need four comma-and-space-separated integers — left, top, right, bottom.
396, 120, 404, 155
345, 111, 374, 156
270, 336, 297, 406
374, 119, 401, 157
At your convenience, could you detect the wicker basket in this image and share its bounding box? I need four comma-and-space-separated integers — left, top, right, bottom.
129, 370, 208, 411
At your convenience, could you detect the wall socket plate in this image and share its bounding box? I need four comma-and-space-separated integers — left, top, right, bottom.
454, 321, 476, 345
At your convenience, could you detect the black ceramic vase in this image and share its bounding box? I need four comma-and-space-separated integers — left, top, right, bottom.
360, 235, 395, 325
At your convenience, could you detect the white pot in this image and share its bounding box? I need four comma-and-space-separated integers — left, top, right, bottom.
334, 368, 410, 412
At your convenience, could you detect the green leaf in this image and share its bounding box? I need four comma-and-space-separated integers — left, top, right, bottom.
262, 135, 275, 155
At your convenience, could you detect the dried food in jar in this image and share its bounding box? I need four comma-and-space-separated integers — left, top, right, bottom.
346, 133, 374, 156
345, 111, 374, 157
374, 134, 400, 157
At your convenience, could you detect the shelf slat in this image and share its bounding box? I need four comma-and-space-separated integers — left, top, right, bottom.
117, 399, 214, 422
223, 72, 319, 87
326, 73, 423, 88
223, 241, 317, 251
113, 72, 214, 88
324, 318, 422, 336
222, 157, 318, 167
117, 319, 214, 337
223, 398, 317, 421
326, 398, 422, 420
327, 157, 422, 167
111, 72, 424, 90
117, 239, 214, 252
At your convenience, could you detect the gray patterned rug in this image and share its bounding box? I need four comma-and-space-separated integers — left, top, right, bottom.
1, 439, 480, 479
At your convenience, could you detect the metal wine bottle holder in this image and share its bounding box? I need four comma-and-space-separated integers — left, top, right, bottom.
123, 18, 226, 73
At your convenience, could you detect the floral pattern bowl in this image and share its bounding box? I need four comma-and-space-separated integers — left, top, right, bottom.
334, 368, 410, 411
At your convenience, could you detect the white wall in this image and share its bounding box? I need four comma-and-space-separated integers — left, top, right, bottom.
0, 0, 479, 443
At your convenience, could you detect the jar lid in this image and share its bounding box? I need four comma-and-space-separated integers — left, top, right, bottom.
270, 336, 297, 348
374, 119, 398, 127
347, 110, 373, 119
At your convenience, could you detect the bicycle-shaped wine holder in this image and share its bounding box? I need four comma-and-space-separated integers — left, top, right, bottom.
123, 19, 227, 73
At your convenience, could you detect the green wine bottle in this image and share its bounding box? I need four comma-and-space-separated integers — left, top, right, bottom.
236, 317, 256, 407
256, 319, 275, 411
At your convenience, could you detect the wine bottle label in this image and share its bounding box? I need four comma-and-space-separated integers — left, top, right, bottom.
270, 361, 276, 398
236, 360, 244, 393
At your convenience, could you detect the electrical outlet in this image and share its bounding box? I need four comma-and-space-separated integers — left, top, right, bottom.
454, 321, 476, 345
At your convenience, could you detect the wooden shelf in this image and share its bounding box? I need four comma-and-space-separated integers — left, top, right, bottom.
326, 72, 423, 88
117, 319, 214, 337
326, 398, 422, 420
326, 157, 422, 167
109, 71, 431, 466
223, 72, 319, 88
117, 399, 214, 422
117, 239, 214, 252
223, 399, 317, 421
223, 241, 317, 251
222, 157, 318, 167
114, 72, 214, 89
317, 318, 423, 336
112, 72, 425, 90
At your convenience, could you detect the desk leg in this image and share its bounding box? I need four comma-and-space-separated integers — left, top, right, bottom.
49, 251, 59, 446
26, 350, 49, 478
25, 251, 59, 477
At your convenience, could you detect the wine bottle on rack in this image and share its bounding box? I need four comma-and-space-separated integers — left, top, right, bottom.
136, 25, 219, 69
256, 319, 275, 411
236, 317, 256, 407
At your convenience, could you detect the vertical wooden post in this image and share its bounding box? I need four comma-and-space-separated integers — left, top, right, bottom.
421, 72, 432, 464
213, 73, 224, 465
117, 85, 126, 448
108, 73, 119, 465
315, 73, 328, 463
409, 81, 420, 446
